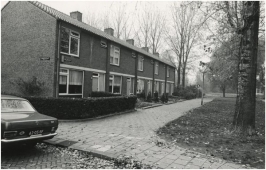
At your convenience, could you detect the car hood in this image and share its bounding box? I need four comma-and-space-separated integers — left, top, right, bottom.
1, 112, 57, 122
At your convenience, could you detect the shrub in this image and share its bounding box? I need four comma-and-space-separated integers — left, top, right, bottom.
137, 91, 145, 99
153, 91, 159, 102
160, 93, 168, 103
24, 95, 137, 119
146, 92, 152, 102
172, 85, 200, 100
10, 76, 45, 96
90, 91, 121, 97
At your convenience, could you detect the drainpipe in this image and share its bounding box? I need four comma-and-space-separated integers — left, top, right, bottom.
164, 64, 167, 95
105, 41, 110, 92
134, 53, 138, 95
54, 20, 61, 98
152, 60, 155, 97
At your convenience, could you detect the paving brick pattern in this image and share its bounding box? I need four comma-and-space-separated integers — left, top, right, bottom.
50, 97, 244, 169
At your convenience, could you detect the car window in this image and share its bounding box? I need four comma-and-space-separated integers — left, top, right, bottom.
1, 99, 35, 113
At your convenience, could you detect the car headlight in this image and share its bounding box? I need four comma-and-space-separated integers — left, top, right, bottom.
4, 131, 17, 138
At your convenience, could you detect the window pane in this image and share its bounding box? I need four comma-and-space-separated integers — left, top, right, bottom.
70, 37, 79, 55
61, 27, 70, 53
69, 70, 82, 94
59, 75, 67, 93
110, 56, 114, 64
113, 76, 121, 93
109, 80, 113, 93
110, 45, 114, 57
71, 31, 80, 37
114, 58, 119, 65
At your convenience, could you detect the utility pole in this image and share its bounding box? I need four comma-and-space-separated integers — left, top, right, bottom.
200, 61, 208, 105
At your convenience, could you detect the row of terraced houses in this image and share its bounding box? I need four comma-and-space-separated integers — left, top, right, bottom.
2, 1, 176, 98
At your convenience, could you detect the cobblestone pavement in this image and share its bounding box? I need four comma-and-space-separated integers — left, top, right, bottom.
1, 143, 78, 169
46, 97, 245, 169
1, 143, 118, 169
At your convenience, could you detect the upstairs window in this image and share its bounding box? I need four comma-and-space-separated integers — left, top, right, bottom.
155, 62, 159, 75
60, 27, 80, 56
167, 67, 170, 77
110, 45, 120, 66
138, 56, 144, 71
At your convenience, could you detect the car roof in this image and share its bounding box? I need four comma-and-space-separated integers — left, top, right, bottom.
1, 95, 27, 100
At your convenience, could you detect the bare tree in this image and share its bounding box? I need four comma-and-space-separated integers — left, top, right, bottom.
84, 11, 102, 29
167, 2, 208, 87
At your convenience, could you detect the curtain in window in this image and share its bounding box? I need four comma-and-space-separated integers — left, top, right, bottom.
59, 75, 67, 85
69, 70, 82, 85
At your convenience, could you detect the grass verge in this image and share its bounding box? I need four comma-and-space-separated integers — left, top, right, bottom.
157, 97, 265, 169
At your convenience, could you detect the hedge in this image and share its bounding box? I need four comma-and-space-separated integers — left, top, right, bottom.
24, 95, 137, 119
90, 91, 121, 97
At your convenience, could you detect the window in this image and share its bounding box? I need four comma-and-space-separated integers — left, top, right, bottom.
167, 67, 170, 77
161, 82, 164, 95
138, 56, 144, 71
59, 69, 83, 95
110, 45, 120, 65
154, 81, 159, 93
60, 27, 80, 56
155, 62, 159, 75
137, 79, 145, 93
109, 75, 122, 94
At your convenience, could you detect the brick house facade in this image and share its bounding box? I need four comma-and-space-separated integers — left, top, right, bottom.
2, 1, 175, 98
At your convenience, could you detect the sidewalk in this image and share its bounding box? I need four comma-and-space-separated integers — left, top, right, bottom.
45, 97, 244, 169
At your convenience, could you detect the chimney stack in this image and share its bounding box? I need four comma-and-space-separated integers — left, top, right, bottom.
70, 11, 82, 22
104, 28, 114, 36
153, 52, 159, 57
126, 39, 134, 45
141, 47, 149, 53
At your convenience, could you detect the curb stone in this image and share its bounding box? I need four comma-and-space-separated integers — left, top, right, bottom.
58, 109, 136, 122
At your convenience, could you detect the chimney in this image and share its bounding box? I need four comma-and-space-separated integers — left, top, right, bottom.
104, 28, 114, 36
153, 52, 159, 57
126, 39, 134, 45
141, 47, 149, 53
70, 11, 82, 22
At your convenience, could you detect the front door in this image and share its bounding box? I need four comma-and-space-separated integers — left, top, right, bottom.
92, 73, 99, 91
127, 78, 131, 95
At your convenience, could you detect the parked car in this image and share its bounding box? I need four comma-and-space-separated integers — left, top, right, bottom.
1, 95, 58, 147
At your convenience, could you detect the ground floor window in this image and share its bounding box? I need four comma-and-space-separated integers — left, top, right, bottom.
154, 81, 159, 93
170, 83, 174, 95
137, 79, 145, 93
59, 69, 83, 95
109, 75, 122, 94
161, 82, 164, 95
127, 78, 134, 95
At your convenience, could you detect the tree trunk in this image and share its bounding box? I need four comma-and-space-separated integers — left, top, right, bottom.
177, 61, 181, 86
233, 1, 259, 135
182, 67, 186, 88
222, 87, 226, 97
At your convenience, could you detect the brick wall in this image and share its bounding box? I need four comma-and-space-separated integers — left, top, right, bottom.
1, 2, 57, 97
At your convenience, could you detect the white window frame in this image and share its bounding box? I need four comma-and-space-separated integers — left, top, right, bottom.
92, 73, 105, 92
60, 27, 80, 57
59, 68, 83, 95
138, 56, 144, 71
109, 75, 122, 94
110, 45, 120, 66
155, 62, 159, 75
167, 67, 170, 77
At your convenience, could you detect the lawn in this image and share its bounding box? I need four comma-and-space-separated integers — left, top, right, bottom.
157, 97, 265, 169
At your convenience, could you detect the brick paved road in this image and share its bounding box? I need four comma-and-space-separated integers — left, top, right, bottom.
50, 97, 243, 169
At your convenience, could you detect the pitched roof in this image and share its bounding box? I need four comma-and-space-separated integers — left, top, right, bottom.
27, 1, 174, 67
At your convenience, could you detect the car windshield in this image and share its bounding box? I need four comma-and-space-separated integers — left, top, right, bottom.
1, 99, 35, 113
